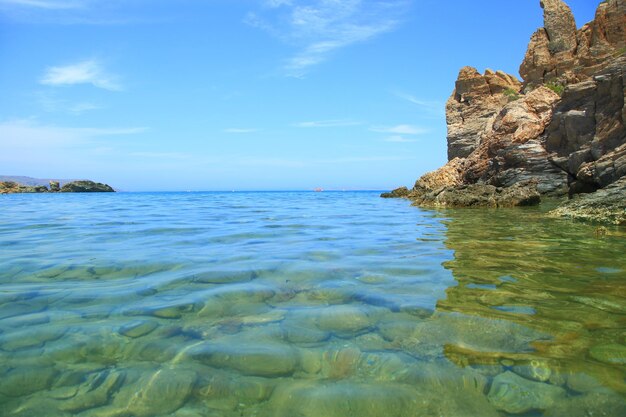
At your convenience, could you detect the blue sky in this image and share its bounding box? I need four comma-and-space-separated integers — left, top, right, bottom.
0, 0, 599, 191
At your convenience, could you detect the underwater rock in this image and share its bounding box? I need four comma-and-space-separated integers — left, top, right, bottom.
59, 370, 125, 413
0, 366, 57, 397
589, 343, 626, 365
281, 321, 330, 344
118, 320, 158, 338
512, 360, 554, 382
544, 391, 626, 417
0, 326, 65, 351
314, 305, 372, 337
116, 368, 197, 417
262, 381, 422, 417
487, 371, 566, 414
190, 342, 297, 377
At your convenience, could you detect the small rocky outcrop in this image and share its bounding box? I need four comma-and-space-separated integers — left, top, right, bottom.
381, 186, 410, 198
49, 180, 60, 192
383, 0, 625, 222
408, 181, 541, 209
60, 180, 115, 193
1, 179, 115, 193
549, 176, 626, 225
0, 181, 48, 194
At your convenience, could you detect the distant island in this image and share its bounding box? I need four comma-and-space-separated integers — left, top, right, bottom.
383, 0, 625, 225
0, 175, 115, 194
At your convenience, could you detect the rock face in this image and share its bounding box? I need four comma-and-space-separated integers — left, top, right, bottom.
521, 0, 625, 86
545, 57, 626, 195
383, 0, 626, 220
446, 67, 522, 160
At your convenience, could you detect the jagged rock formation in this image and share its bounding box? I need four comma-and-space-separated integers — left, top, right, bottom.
447, 68, 522, 160
545, 56, 626, 194
384, 0, 626, 223
1, 179, 115, 194
520, 0, 625, 86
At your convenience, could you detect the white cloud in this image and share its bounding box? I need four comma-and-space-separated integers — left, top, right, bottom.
248, 0, 409, 76
223, 128, 261, 134
394, 92, 444, 116
0, 119, 146, 149
384, 135, 415, 143
371, 124, 428, 135
294, 119, 360, 128
40, 59, 122, 91
264, 0, 292, 7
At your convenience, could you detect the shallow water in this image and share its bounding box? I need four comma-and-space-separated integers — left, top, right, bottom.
0, 191, 625, 417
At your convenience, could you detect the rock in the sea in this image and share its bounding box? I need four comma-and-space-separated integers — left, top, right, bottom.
115, 368, 196, 417
119, 320, 158, 338
588, 343, 626, 365
549, 177, 626, 225
409, 181, 541, 208
380, 186, 409, 198
0, 366, 57, 397
60, 180, 115, 193
261, 381, 422, 417
49, 180, 60, 192
314, 305, 373, 337
189, 342, 298, 377
487, 371, 566, 414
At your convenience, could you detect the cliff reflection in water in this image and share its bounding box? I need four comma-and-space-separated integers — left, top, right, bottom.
435, 207, 626, 393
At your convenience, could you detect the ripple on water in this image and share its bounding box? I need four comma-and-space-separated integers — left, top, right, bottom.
0, 192, 625, 416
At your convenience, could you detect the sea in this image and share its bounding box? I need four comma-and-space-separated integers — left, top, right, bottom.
1, 191, 625, 416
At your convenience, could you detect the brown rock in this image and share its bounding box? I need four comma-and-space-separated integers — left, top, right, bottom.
521, 0, 626, 87
541, 0, 578, 53
446, 67, 521, 159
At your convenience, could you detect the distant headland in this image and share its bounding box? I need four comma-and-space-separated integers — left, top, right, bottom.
0, 175, 115, 194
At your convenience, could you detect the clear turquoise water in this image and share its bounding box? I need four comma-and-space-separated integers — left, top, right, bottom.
0, 191, 625, 416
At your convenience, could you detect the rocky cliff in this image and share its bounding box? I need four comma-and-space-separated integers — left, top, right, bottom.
384, 0, 626, 224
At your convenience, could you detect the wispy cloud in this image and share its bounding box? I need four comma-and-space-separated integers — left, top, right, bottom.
394, 92, 444, 116
0, 119, 146, 149
40, 59, 122, 91
294, 119, 360, 128
223, 128, 261, 134
383, 135, 415, 143
247, 0, 409, 76
0, 0, 84, 9
36, 92, 102, 115
370, 124, 428, 135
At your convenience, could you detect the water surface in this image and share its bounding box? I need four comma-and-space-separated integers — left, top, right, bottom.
1, 192, 625, 416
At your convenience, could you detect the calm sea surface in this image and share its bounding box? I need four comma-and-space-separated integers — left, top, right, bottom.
1, 191, 625, 416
